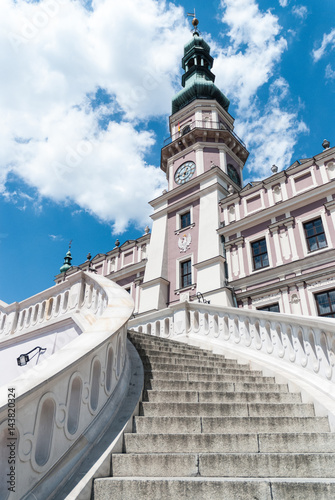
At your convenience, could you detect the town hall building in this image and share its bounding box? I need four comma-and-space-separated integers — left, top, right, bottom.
57, 25, 335, 321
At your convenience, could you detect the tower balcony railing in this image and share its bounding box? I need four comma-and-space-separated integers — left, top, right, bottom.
163, 120, 246, 148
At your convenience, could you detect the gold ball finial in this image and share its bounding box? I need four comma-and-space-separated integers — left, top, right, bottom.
192, 17, 199, 27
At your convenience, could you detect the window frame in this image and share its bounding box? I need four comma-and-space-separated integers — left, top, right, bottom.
315, 289, 335, 318
303, 217, 327, 252
251, 238, 269, 271
180, 259, 192, 289
257, 303, 280, 313
180, 211, 191, 229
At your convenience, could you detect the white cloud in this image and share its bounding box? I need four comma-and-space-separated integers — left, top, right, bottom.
235, 79, 308, 179
312, 28, 335, 62
0, 0, 191, 232
214, 0, 287, 110
210, 1, 308, 179
325, 64, 335, 80
279, 0, 289, 6
49, 234, 64, 241
292, 5, 308, 20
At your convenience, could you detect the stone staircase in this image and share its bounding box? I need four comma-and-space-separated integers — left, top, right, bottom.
94, 330, 335, 499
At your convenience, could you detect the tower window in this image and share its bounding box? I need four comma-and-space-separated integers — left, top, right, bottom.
303, 218, 327, 252
180, 211, 191, 229
227, 164, 241, 187
251, 238, 269, 270
180, 259, 192, 288
315, 289, 335, 318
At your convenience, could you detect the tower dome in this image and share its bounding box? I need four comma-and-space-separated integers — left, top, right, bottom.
172, 30, 230, 114
60, 247, 72, 273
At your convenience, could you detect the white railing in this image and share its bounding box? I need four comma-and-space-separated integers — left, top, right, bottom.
0, 271, 109, 341
129, 301, 335, 424
0, 272, 134, 500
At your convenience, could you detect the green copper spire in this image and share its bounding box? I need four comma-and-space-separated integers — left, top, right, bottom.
172, 21, 230, 114
60, 241, 73, 273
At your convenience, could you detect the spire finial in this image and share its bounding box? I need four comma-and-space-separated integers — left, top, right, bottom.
187, 9, 199, 33
60, 242, 73, 274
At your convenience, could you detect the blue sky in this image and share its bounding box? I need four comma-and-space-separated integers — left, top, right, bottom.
0, 0, 334, 304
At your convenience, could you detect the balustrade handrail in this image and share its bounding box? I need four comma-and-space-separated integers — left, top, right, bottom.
0, 272, 134, 500
0, 271, 110, 342
129, 301, 335, 402
163, 120, 246, 148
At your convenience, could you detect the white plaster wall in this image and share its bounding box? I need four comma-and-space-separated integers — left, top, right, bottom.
142, 214, 168, 281
197, 189, 221, 262
197, 262, 225, 294
0, 322, 81, 387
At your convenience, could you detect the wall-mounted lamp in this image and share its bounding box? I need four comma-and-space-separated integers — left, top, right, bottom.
196, 292, 210, 304
17, 346, 47, 367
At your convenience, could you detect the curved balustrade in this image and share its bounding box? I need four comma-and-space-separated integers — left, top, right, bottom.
0, 273, 108, 341
129, 301, 335, 421
0, 272, 134, 500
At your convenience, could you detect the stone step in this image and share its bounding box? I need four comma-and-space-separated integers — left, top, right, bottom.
128, 335, 213, 353
124, 432, 335, 454
134, 347, 236, 362
111, 452, 335, 478
134, 416, 331, 434
94, 477, 335, 500
141, 355, 244, 368
143, 390, 301, 404
144, 370, 277, 383
140, 402, 315, 418
142, 360, 262, 377
144, 363, 263, 375
147, 379, 288, 393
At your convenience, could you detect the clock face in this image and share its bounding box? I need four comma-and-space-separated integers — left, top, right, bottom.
175, 161, 196, 185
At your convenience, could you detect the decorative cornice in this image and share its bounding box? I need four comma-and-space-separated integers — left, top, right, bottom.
225, 236, 244, 248
217, 181, 335, 236
175, 223, 195, 235
175, 283, 197, 295
324, 200, 335, 213
140, 276, 170, 290
268, 216, 294, 232
193, 255, 226, 270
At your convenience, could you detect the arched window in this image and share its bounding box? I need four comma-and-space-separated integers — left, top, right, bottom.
227, 164, 241, 187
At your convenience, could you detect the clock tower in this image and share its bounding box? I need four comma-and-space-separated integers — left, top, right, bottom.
139, 22, 249, 313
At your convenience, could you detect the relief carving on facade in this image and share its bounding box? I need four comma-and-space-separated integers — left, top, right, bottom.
273, 184, 282, 203
231, 249, 239, 276
279, 231, 291, 260
326, 161, 335, 180
178, 233, 192, 253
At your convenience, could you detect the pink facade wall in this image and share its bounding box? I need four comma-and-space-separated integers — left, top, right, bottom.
203, 147, 220, 172
246, 194, 262, 212
123, 251, 133, 266
167, 199, 200, 304
294, 171, 313, 192
168, 183, 200, 205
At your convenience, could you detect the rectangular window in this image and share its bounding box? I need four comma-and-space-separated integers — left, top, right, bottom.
315, 289, 335, 318
180, 259, 192, 288
257, 303, 280, 313
180, 211, 191, 229
251, 238, 269, 270
304, 218, 327, 252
